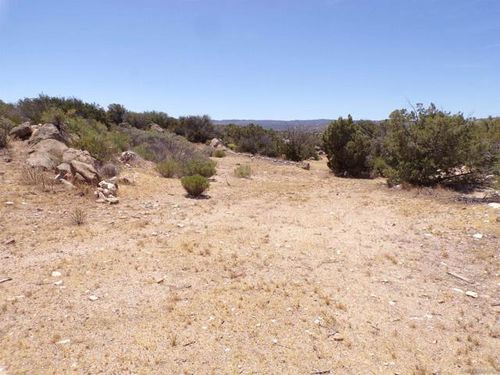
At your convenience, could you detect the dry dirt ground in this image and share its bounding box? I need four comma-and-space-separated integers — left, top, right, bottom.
1, 141, 499, 374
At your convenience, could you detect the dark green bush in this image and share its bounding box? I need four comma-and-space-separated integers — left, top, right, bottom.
18, 94, 106, 123
107, 103, 127, 125
176, 115, 214, 143
181, 175, 209, 197
157, 159, 180, 178
322, 115, 373, 177
384, 104, 494, 187
282, 128, 319, 161
222, 123, 282, 157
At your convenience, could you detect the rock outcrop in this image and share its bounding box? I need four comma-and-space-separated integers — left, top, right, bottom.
29, 123, 69, 145
70, 160, 100, 184
27, 139, 68, 170
9, 122, 32, 140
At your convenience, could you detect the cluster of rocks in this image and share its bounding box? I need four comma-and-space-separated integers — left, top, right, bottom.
12, 122, 122, 204
210, 138, 225, 149
18, 122, 101, 185
94, 180, 119, 204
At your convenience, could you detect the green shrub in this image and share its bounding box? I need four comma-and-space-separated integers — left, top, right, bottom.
371, 157, 390, 178
0, 117, 14, 149
133, 143, 157, 161
384, 104, 494, 187
176, 115, 214, 143
18, 94, 106, 124
157, 159, 180, 178
228, 143, 237, 151
322, 115, 373, 177
212, 149, 226, 158
282, 128, 319, 161
181, 159, 216, 177
234, 165, 252, 178
222, 124, 282, 157
181, 175, 209, 197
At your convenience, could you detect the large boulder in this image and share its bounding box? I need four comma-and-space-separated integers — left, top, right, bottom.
150, 123, 164, 133
29, 123, 68, 145
70, 160, 100, 184
26, 139, 68, 170
210, 138, 224, 148
63, 148, 97, 167
27, 152, 60, 170
30, 139, 68, 158
9, 122, 32, 140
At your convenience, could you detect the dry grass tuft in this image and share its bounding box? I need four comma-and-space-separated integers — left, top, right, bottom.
21, 166, 56, 192
234, 165, 252, 178
70, 207, 87, 226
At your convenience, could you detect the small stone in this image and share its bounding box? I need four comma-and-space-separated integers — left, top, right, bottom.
51, 271, 62, 277
466, 291, 478, 298
472, 233, 483, 240
4, 238, 15, 245
488, 202, 500, 209
56, 339, 71, 345
5, 201, 14, 206
88, 295, 99, 301
332, 333, 344, 341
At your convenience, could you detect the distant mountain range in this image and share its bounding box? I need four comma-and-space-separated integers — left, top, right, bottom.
213, 119, 333, 131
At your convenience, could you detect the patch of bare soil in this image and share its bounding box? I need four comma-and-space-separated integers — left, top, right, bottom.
1, 141, 499, 374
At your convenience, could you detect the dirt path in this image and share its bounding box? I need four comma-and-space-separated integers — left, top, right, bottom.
1, 144, 499, 374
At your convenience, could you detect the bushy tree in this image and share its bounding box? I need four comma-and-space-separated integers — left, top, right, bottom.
17, 94, 106, 123
176, 115, 214, 143
107, 103, 127, 125
384, 104, 494, 186
282, 128, 319, 161
322, 115, 373, 177
222, 123, 281, 157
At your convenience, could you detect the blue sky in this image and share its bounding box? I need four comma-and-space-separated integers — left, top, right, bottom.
0, 0, 499, 120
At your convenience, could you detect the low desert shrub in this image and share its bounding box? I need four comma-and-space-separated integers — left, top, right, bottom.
234, 165, 252, 178
157, 159, 180, 178
21, 166, 56, 191
181, 159, 216, 177
181, 175, 209, 197
212, 149, 226, 158
133, 143, 157, 161
70, 207, 87, 225
99, 162, 119, 178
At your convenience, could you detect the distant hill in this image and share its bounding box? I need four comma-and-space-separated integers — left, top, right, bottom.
213, 119, 333, 131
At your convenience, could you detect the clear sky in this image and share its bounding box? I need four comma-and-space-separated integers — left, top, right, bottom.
0, 0, 499, 120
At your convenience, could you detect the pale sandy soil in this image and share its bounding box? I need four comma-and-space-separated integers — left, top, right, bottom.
0, 141, 499, 374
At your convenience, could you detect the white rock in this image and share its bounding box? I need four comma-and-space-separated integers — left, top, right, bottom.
472, 233, 483, 239
488, 202, 500, 209
51, 271, 62, 277
466, 291, 478, 298
5, 201, 14, 206
88, 295, 99, 301
56, 339, 71, 345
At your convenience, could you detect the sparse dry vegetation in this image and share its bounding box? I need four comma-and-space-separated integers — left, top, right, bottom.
234, 164, 252, 178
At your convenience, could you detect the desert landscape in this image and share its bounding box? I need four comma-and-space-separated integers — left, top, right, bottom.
1, 140, 498, 374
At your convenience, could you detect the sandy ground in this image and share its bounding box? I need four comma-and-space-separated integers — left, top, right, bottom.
0, 141, 499, 374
